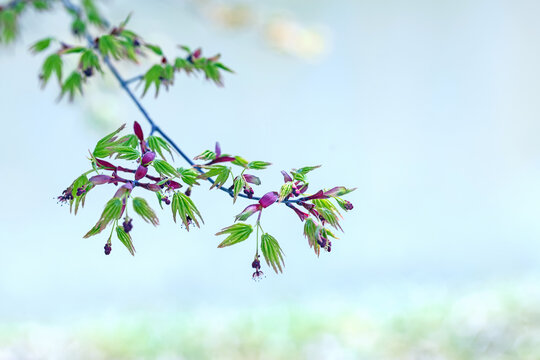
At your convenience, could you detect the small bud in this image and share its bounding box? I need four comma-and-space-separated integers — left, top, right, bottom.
123, 218, 133, 233
135, 165, 148, 181
161, 56, 168, 64
83, 67, 93, 77
133, 38, 141, 47
133, 121, 144, 142
193, 48, 202, 59
141, 151, 155, 166
76, 187, 86, 196
344, 200, 353, 210
89, 175, 113, 185
104, 243, 112, 255
185, 187, 192, 197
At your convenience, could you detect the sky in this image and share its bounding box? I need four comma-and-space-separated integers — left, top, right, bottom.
1, 0, 540, 322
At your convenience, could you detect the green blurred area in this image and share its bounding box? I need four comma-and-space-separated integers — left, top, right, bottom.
2, 284, 539, 360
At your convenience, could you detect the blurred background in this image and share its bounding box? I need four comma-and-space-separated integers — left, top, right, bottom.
1, 0, 540, 359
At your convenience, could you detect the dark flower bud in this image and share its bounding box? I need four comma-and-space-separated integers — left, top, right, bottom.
252, 257, 261, 270
185, 187, 192, 197
141, 151, 155, 166
104, 243, 111, 255
161, 56, 168, 64
165, 198, 171, 205
76, 187, 86, 196
193, 48, 202, 59
344, 200, 354, 210
123, 218, 133, 233
133, 38, 141, 47
83, 67, 93, 77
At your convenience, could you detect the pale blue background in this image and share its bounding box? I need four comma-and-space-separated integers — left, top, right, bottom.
1, 0, 539, 322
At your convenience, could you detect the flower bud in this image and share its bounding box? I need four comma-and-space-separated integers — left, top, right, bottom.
89, 175, 113, 185
133, 121, 144, 141
135, 165, 148, 181
104, 243, 112, 255
141, 151, 156, 166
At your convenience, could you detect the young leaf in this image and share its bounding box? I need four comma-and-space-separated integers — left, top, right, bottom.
248, 161, 271, 170
171, 192, 204, 230
232, 175, 246, 203
116, 226, 136, 256
260, 233, 285, 273
216, 223, 253, 248
83, 198, 123, 238
152, 159, 179, 178
279, 182, 293, 202
177, 167, 200, 186
60, 71, 83, 101
147, 135, 173, 160
93, 124, 126, 158
41, 53, 62, 86
304, 218, 320, 256
231, 156, 248, 168
30, 37, 53, 53
132, 197, 159, 226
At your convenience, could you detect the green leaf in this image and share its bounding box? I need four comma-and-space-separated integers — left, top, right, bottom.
294, 165, 321, 176
279, 182, 293, 202
93, 124, 126, 158
118, 134, 139, 148
194, 149, 216, 161
69, 174, 92, 215
32, 0, 50, 10
231, 156, 248, 168
60, 71, 83, 101
142, 64, 163, 97
108, 145, 140, 160
260, 233, 285, 273
83, 198, 123, 238
232, 175, 245, 203
0, 10, 17, 43
30, 37, 53, 53
248, 161, 271, 170
132, 197, 159, 226
215, 62, 233, 73
152, 159, 179, 178
171, 192, 204, 231
312, 199, 343, 231
82, 0, 105, 26
79, 49, 102, 73
177, 167, 200, 186
144, 43, 163, 56
147, 135, 173, 160
41, 53, 63, 86
303, 218, 320, 256
71, 17, 86, 35
116, 226, 135, 256
216, 223, 253, 248
98, 34, 122, 59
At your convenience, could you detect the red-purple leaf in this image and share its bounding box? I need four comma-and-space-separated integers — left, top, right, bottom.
215, 142, 221, 158
95, 159, 116, 170
208, 156, 235, 165
288, 204, 310, 222
281, 171, 293, 183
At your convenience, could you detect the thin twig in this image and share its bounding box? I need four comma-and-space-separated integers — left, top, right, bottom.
60, 0, 304, 205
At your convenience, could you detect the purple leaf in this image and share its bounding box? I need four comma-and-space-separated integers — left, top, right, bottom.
215, 142, 221, 157
288, 204, 310, 222
208, 156, 235, 165
281, 170, 293, 183
302, 190, 328, 201
95, 159, 116, 170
